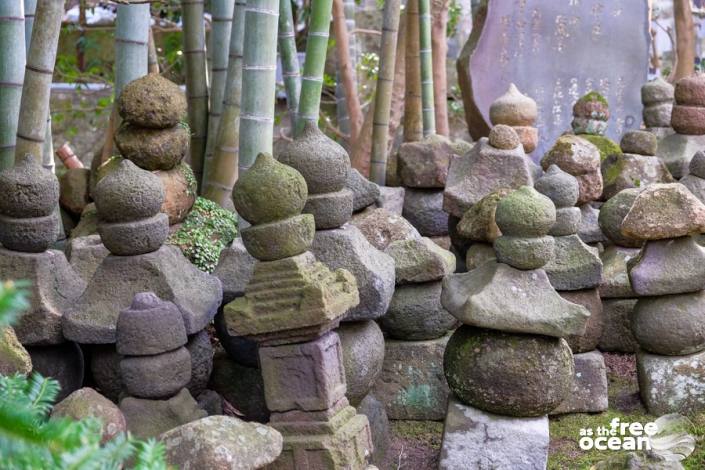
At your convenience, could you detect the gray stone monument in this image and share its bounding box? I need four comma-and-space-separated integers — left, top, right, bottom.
457, 0, 650, 159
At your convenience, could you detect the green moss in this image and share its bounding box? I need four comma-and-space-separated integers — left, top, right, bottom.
178, 162, 197, 197
579, 134, 621, 161
167, 197, 238, 272
578, 91, 609, 107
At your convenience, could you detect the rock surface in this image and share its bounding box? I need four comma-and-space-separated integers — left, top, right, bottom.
0, 327, 31, 375
439, 396, 549, 470
120, 388, 207, 439
550, 351, 608, 414
402, 189, 449, 236
637, 350, 705, 415
382, 282, 457, 341
599, 299, 639, 353
51, 388, 126, 443
350, 208, 421, 250
628, 237, 705, 295
337, 321, 385, 406
385, 237, 455, 284
161, 415, 282, 470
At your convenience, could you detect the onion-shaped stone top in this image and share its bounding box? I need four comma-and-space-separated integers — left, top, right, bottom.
233, 152, 308, 225
118, 73, 187, 129
534, 164, 579, 208
641, 77, 674, 105
94, 159, 165, 223
675, 74, 705, 106
691, 151, 705, 179
488, 125, 521, 150
495, 186, 556, 237
277, 121, 350, 194
572, 91, 610, 120
489, 83, 538, 127
0, 155, 59, 217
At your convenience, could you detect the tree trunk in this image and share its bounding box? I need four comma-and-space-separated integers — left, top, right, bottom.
148, 27, 160, 74
203, 0, 246, 207
369, 0, 401, 185
100, 3, 150, 166
0, 3, 26, 170
404, 0, 423, 142
182, 0, 209, 191
15, 0, 64, 164
203, 0, 235, 187
673, 0, 695, 81
238, 0, 279, 172
418, 0, 435, 137
431, 0, 449, 136
278, 0, 301, 132
332, 0, 362, 143
296, 0, 333, 136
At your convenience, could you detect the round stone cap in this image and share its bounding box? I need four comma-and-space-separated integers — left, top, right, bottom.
489, 83, 538, 126
495, 186, 556, 237
572, 92, 610, 121
94, 159, 165, 223
0, 154, 59, 217
118, 73, 187, 128
534, 164, 579, 208
675, 74, 705, 107
488, 125, 521, 150
641, 77, 674, 105
232, 153, 308, 225
277, 121, 350, 194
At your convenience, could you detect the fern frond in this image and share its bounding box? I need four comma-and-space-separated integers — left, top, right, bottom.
0, 280, 30, 327
131, 438, 169, 470
24, 373, 60, 420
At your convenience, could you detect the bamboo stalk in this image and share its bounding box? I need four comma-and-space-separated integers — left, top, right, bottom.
23, 0, 36, 54
431, 0, 449, 135
15, 0, 64, 164
148, 27, 159, 74
237, 0, 279, 173
202, 0, 246, 206
418, 0, 435, 137
203, 0, 235, 186
369, 0, 401, 184
334, 0, 357, 141
403, 0, 422, 142
332, 0, 362, 143
278, 0, 301, 132
295, 0, 333, 136
0, 3, 26, 170
182, 0, 210, 191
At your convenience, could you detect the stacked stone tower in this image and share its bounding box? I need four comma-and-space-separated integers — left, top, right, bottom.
596, 188, 643, 354
570, 91, 621, 160
0, 156, 86, 397
114, 73, 195, 224
116, 292, 206, 437
278, 123, 394, 412
444, 125, 534, 263
681, 151, 705, 202
439, 186, 590, 468
224, 152, 372, 469
601, 130, 673, 200
659, 74, 705, 178
489, 83, 538, 155
535, 165, 607, 414
642, 77, 674, 138
620, 183, 705, 415
62, 160, 221, 403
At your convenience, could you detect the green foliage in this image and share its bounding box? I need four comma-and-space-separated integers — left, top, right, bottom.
0, 281, 168, 469
168, 197, 238, 273
447, 0, 462, 37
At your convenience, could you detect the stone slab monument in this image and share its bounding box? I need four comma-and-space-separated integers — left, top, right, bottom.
458, 0, 650, 160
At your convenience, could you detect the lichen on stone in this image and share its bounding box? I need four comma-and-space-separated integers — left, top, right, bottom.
167, 197, 238, 272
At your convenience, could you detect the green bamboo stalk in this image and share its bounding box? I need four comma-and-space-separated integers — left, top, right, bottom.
418, 0, 435, 137
278, 0, 301, 131
369, 0, 401, 185
295, 0, 333, 136
202, 0, 246, 207
23, 0, 36, 54
15, 0, 64, 164
238, 0, 279, 173
115, 4, 149, 98
203, 0, 235, 186
182, 0, 210, 191
403, 0, 422, 142
0, 3, 26, 171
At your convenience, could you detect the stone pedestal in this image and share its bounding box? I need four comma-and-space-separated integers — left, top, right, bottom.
439, 396, 549, 470
550, 350, 608, 414
371, 336, 450, 420
637, 349, 705, 415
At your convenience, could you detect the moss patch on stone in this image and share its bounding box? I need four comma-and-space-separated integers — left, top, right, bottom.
579, 91, 609, 106
579, 134, 622, 161
167, 197, 238, 273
